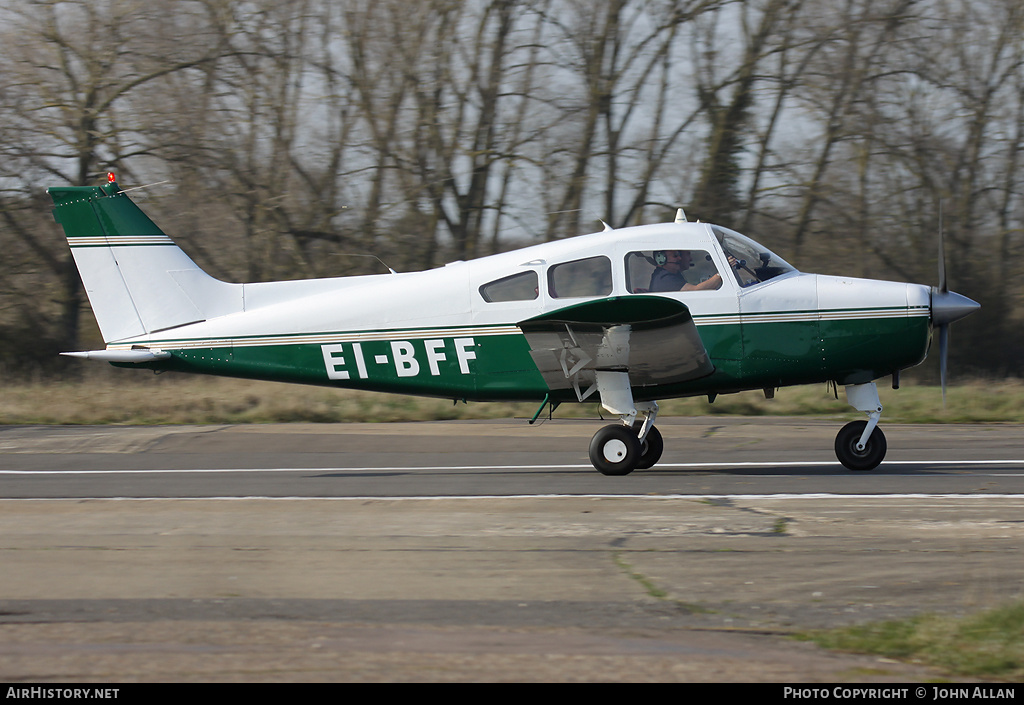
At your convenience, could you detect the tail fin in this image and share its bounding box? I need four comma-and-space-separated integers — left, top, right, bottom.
48, 177, 241, 344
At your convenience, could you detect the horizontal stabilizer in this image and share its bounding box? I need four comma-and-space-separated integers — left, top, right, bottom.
60, 349, 171, 363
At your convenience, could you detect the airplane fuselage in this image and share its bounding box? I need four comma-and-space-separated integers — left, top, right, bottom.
102, 222, 931, 402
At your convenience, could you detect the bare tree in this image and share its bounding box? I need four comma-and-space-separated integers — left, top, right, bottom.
688, 0, 798, 224
0, 0, 231, 353
535, 0, 724, 237
2, 0, 1024, 377
784, 0, 918, 259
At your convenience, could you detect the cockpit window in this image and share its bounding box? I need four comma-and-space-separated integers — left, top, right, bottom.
711, 226, 796, 287
479, 270, 539, 302
548, 256, 612, 299
625, 250, 722, 293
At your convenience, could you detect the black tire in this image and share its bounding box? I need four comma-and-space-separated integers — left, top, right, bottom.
589, 424, 641, 476
632, 424, 664, 470
834, 420, 887, 471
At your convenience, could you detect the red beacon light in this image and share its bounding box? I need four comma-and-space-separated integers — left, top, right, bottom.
107, 172, 117, 183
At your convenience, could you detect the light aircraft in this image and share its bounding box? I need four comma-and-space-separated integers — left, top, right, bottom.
48, 173, 979, 475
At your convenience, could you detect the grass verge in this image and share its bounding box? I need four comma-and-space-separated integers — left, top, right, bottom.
1, 372, 1023, 425
800, 600, 1024, 681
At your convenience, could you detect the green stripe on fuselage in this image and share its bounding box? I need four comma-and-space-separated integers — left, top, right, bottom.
118, 312, 930, 402
129, 332, 550, 401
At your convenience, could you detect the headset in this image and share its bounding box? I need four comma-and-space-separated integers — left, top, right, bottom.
653, 250, 694, 267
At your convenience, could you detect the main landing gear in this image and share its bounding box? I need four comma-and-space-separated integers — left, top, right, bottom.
586, 381, 890, 475
588, 401, 663, 476
835, 382, 887, 471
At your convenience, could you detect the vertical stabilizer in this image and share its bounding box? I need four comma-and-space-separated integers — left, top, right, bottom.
48, 178, 241, 343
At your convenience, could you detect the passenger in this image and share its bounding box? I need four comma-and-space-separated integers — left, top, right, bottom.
649, 250, 724, 292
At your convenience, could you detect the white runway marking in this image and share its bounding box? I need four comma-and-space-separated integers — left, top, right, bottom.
4, 493, 1024, 502
2, 459, 1024, 474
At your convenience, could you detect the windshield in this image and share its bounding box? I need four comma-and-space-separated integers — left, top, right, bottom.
711, 226, 797, 287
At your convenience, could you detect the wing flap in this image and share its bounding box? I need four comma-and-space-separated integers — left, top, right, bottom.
517, 296, 714, 395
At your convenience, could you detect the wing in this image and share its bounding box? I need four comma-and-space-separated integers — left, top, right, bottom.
517, 296, 714, 401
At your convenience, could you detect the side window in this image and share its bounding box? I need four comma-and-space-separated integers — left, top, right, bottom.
548, 256, 612, 299
479, 271, 539, 303
625, 250, 723, 293
625, 252, 657, 293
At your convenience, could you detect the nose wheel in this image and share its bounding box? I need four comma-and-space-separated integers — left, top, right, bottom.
834, 420, 887, 471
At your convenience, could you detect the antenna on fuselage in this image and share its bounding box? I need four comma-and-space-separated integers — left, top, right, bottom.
599, 220, 613, 232
337, 253, 398, 274
118, 180, 171, 194
98, 172, 171, 195
674, 208, 687, 224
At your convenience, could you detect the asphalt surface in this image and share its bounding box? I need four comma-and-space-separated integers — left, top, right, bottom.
1, 418, 1022, 682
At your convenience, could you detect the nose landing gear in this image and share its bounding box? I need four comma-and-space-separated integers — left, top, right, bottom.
836, 382, 886, 471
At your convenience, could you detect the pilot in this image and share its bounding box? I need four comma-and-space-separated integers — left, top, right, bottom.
649, 250, 723, 292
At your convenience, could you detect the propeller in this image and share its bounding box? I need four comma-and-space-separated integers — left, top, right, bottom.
930, 203, 980, 402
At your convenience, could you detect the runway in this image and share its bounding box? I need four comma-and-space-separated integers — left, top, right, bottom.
3, 417, 1024, 498
2, 418, 1023, 681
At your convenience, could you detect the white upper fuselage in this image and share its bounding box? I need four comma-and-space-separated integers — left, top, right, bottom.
117, 221, 931, 353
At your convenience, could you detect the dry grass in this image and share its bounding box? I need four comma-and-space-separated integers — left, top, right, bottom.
1, 367, 1021, 425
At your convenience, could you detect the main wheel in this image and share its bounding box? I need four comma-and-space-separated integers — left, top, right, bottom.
633, 424, 664, 470
589, 424, 641, 476
834, 420, 887, 471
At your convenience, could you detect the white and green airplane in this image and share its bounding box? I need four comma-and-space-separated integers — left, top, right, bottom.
49, 173, 979, 475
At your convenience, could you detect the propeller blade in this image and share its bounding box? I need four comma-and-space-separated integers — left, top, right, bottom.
938, 323, 949, 405
938, 201, 947, 294
930, 203, 978, 406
